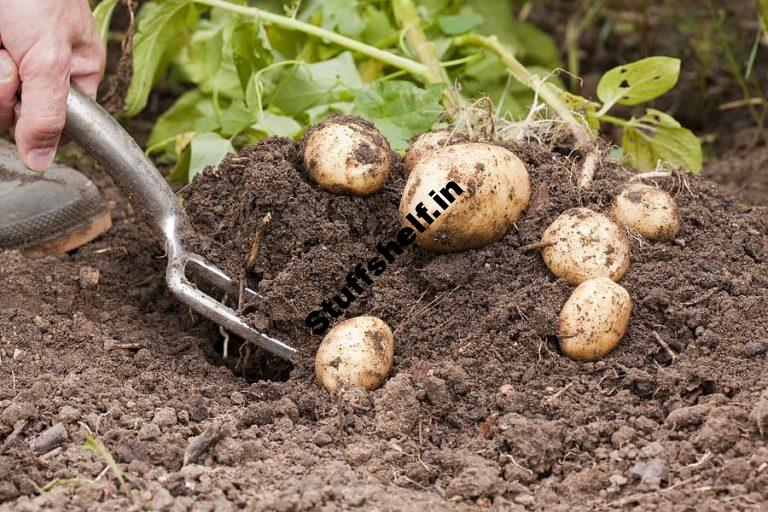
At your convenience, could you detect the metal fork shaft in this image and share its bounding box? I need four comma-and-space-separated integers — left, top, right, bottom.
63, 86, 296, 361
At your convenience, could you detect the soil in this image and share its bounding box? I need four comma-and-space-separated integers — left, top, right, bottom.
1, 133, 766, 511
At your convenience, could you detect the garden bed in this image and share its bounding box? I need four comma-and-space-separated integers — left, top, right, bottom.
0, 137, 766, 510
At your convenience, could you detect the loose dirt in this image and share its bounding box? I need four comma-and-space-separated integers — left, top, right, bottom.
1, 136, 766, 511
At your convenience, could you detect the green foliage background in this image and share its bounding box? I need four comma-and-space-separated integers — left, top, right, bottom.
100, 0, 701, 181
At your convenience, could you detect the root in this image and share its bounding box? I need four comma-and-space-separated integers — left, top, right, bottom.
577, 146, 600, 189
220, 326, 230, 359
652, 331, 677, 362
518, 240, 555, 252
245, 212, 272, 271
336, 385, 347, 440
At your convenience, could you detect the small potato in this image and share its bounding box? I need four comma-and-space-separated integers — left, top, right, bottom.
399, 142, 531, 253
301, 116, 393, 196
541, 208, 630, 285
610, 182, 680, 241
559, 277, 632, 361
404, 130, 464, 174
315, 316, 394, 394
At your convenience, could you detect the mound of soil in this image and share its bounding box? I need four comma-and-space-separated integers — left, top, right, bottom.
1, 136, 767, 510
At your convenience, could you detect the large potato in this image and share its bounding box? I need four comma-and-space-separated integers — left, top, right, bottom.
541, 208, 630, 285
399, 142, 531, 253
404, 130, 464, 174
610, 182, 680, 241
559, 277, 632, 361
315, 316, 394, 393
301, 116, 393, 196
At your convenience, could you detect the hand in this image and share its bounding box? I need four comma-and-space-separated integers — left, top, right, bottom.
0, 0, 105, 171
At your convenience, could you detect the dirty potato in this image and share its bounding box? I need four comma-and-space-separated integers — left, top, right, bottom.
399, 142, 531, 253
301, 116, 393, 196
315, 316, 394, 393
541, 208, 631, 285
611, 182, 680, 241
558, 277, 632, 361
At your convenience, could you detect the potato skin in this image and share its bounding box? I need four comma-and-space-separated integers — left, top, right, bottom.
610, 182, 680, 241
541, 208, 630, 285
559, 277, 632, 361
301, 117, 393, 196
399, 143, 531, 253
315, 316, 394, 393
404, 131, 464, 174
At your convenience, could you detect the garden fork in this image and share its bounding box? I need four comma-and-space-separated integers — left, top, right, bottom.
63, 85, 297, 361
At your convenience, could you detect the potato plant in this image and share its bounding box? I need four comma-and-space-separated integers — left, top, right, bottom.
96, 0, 702, 183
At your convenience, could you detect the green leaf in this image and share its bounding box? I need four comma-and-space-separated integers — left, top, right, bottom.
189, 132, 234, 181
167, 144, 192, 182
270, 52, 362, 117
621, 109, 702, 172
230, 18, 273, 103
82, 430, 124, 487
597, 56, 680, 110
219, 103, 258, 137
354, 81, 443, 150
361, 5, 396, 43
438, 13, 485, 35
92, 0, 119, 47
147, 90, 219, 154
251, 112, 303, 138
320, 0, 365, 37
124, 0, 197, 116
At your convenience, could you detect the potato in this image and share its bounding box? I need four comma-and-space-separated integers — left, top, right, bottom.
399, 142, 531, 253
404, 130, 463, 174
541, 208, 630, 285
558, 277, 632, 361
610, 182, 680, 241
301, 116, 393, 196
315, 316, 394, 393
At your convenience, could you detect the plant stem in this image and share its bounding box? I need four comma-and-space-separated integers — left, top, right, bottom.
392, 0, 460, 107
192, 0, 431, 80
453, 33, 594, 146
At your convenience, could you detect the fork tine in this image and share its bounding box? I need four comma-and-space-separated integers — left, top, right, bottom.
186, 254, 261, 302
166, 266, 296, 361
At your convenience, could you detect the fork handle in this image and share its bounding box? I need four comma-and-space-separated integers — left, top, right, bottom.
63, 86, 186, 240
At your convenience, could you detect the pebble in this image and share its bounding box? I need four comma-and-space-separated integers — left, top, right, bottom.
744, 340, 768, 358
609, 474, 628, 486
58, 405, 81, 424
310, 430, 333, 447
152, 407, 178, 428
79, 266, 100, 289
514, 494, 535, 506
139, 422, 162, 441
640, 442, 664, 458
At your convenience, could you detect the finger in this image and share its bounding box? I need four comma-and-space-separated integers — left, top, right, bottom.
71, 21, 106, 99
71, 48, 104, 99
15, 42, 71, 171
0, 50, 20, 132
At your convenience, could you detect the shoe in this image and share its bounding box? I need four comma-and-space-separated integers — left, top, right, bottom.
0, 139, 111, 256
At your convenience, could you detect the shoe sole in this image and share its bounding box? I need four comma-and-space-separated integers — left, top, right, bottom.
22, 211, 112, 258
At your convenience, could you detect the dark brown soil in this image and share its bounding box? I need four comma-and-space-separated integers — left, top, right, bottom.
2, 134, 766, 510
703, 145, 768, 208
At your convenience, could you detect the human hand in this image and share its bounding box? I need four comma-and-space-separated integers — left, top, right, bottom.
0, 0, 105, 171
